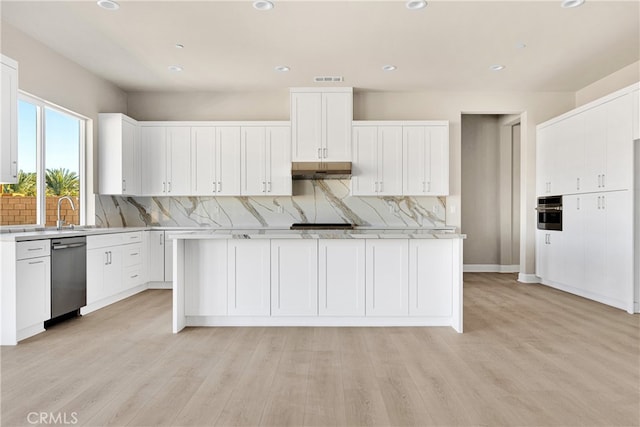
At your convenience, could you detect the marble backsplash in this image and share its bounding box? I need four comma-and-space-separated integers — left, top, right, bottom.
95, 180, 446, 228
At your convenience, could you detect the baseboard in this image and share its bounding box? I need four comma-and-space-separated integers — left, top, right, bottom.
80, 284, 148, 315
147, 281, 172, 290
518, 273, 539, 284
464, 264, 519, 273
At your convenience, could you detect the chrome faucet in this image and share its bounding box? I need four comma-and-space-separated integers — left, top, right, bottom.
56, 196, 76, 230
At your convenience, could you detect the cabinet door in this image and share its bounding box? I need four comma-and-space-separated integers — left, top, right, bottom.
602, 191, 633, 306
166, 127, 191, 195
377, 126, 403, 196
146, 231, 165, 282
536, 230, 564, 283
604, 95, 633, 191
217, 126, 241, 196
365, 240, 409, 316
86, 249, 106, 304
291, 92, 322, 161
409, 240, 452, 316
536, 126, 553, 196
241, 127, 267, 196
351, 126, 378, 196
427, 125, 449, 195
322, 92, 352, 161
191, 127, 217, 195
121, 119, 140, 195
227, 240, 270, 316
583, 194, 607, 296
583, 105, 606, 193
535, 231, 549, 279
271, 240, 318, 316
403, 126, 427, 195
557, 114, 584, 195
1, 59, 18, 183
140, 126, 167, 195
164, 234, 173, 281
265, 126, 292, 196
16, 256, 50, 330
103, 247, 123, 296
562, 195, 585, 287
318, 240, 365, 316
185, 240, 228, 316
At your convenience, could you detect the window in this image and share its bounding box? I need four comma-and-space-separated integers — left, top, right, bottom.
0, 93, 85, 227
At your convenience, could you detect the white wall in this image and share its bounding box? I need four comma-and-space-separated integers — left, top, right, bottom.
0, 22, 128, 225
575, 60, 640, 107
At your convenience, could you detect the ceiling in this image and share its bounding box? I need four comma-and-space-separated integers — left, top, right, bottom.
1, 0, 638, 93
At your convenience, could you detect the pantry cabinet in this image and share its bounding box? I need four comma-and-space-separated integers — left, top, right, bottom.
271, 240, 318, 316
365, 239, 409, 316
98, 113, 140, 195
1, 55, 18, 184
241, 125, 291, 196
291, 88, 352, 162
227, 240, 271, 316
318, 240, 365, 316
351, 125, 403, 196
140, 125, 191, 196
403, 124, 449, 196
191, 126, 241, 195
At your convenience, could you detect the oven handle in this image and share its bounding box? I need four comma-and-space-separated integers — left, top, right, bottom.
536, 206, 562, 211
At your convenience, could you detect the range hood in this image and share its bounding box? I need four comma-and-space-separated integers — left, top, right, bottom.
291, 162, 352, 180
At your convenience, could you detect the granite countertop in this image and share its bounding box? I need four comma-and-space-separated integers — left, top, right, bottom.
0, 226, 465, 242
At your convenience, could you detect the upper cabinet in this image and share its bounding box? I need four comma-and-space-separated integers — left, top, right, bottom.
98, 113, 140, 195
139, 125, 191, 196
191, 126, 241, 196
1, 55, 18, 184
403, 123, 449, 196
241, 125, 291, 196
352, 124, 403, 196
537, 87, 636, 197
291, 88, 352, 162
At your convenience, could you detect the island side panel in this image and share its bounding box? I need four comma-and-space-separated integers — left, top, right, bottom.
172, 238, 186, 333
452, 238, 463, 333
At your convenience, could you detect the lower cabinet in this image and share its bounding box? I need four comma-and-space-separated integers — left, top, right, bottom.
16, 250, 51, 334
365, 239, 409, 316
227, 240, 271, 316
184, 240, 227, 316
536, 230, 564, 285
271, 240, 318, 316
318, 240, 365, 316
146, 230, 166, 282
409, 240, 453, 316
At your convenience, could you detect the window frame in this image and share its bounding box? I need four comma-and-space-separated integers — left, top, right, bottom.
14, 91, 87, 227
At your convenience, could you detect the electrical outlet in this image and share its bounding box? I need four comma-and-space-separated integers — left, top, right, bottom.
276, 205, 284, 214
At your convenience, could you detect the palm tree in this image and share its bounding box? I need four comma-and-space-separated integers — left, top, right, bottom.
45, 168, 79, 196
2, 170, 37, 196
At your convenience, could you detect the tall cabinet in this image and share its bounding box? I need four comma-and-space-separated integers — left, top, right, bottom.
98, 113, 140, 195
1, 55, 18, 184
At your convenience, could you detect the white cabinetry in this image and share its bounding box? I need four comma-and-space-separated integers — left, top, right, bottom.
403, 124, 449, 196
409, 240, 453, 316
146, 230, 166, 283
352, 125, 403, 196
1, 55, 18, 184
241, 125, 291, 196
271, 240, 318, 316
191, 126, 241, 195
227, 240, 271, 316
365, 240, 409, 316
98, 113, 140, 195
318, 240, 365, 316
140, 125, 191, 195
16, 240, 50, 339
184, 240, 227, 316
291, 88, 352, 161
536, 230, 564, 285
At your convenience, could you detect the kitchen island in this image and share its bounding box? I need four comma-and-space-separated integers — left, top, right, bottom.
171, 229, 465, 333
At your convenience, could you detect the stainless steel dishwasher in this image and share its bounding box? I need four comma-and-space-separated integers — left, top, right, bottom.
49, 236, 87, 322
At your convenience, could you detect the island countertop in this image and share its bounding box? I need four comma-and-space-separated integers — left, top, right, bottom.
166, 228, 466, 240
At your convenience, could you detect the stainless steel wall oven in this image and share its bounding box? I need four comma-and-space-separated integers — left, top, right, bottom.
537, 196, 562, 231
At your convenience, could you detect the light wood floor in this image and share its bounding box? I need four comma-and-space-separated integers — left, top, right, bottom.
2, 273, 639, 426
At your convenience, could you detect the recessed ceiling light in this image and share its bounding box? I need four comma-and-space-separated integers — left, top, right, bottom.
406, 0, 427, 10
175, 44, 184, 49
253, 0, 274, 11
274, 65, 290, 72
96, 0, 119, 11
561, 0, 585, 8
168, 65, 183, 72
489, 64, 506, 71
382, 65, 397, 72
516, 42, 527, 49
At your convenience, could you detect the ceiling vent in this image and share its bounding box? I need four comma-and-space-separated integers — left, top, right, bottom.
313, 76, 344, 83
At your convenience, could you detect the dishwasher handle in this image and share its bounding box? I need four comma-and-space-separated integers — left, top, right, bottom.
52, 242, 87, 250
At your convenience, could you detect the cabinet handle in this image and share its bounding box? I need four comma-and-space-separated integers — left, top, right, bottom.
323, 148, 328, 158
262, 181, 266, 192
577, 197, 580, 210
123, 179, 127, 192
576, 177, 580, 190
131, 274, 139, 279
422, 182, 426, 192
131, 252, 139, 256
27, 247, 43, 251
168, 182, 172, 193
601, 174, 605, 188
28, 260, 44, 265
374, 182, 378, 192
268, 182, 272, 192
597, 196, 601, 210
12, 160, 17, 178
218, 181, 222, 192
163, 182, 166, 192
427, 181, 431, 192
601, 196, 605, 210
108, 251, 112, 265
105, 251, 109, 265
379, 181, 383, 192
317, 148, 322, 159
160, 233, 164, 246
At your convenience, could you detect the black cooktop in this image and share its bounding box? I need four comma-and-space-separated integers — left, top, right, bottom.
290, 223, 355, 230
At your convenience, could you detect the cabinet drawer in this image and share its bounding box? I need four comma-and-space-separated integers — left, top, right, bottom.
121, 232, 142, 244
123, 266, 143, 289
87, 233, 124, 249
123, 244, 142, 267
16, 240, 51, 260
